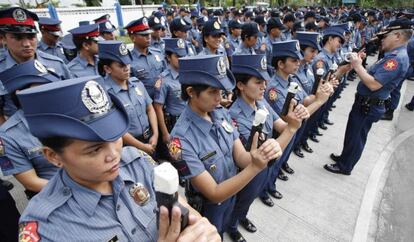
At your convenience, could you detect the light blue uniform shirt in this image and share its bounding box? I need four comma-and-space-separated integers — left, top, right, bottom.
67, 55, 99, 78
104, 76, 152, 138
37, 40, 69, 64
234, 43, 256, 55
229, 98, 279, 147
0, 50, 71, 117
154, 66, 186, 116
358, 45, 410, 99
130, 47, 166, 99
169, 106, 239, 184
295, 63, 315, 95
265, 73, 305, 115
19, 146, 158, 241
0, 110, 59, 179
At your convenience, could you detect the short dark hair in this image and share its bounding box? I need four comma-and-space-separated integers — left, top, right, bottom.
234, 73, 251, 96
97, 58, 116, 77
38, 137, 74, 154
272, 56, 288, 70
181, 84, 210, 101
72, 36, 95, 51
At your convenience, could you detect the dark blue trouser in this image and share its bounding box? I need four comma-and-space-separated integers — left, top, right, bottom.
337, 101, 385, 173
203, 196, 236, 237
265, 137, 295, 193
293, 120, 307, 148
227, 167, 271, 233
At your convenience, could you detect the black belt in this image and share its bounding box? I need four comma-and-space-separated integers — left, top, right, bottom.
355, 93, 386, 106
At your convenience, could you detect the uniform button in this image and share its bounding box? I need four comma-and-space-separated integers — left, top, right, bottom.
131, 228, 136, 234
116, 204, 121, 211
62, 187, 71, 196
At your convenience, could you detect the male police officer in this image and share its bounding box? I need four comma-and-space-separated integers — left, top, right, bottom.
37, 17, 68, 63
0, 7, 71, 119
325, 19, 413, 175
126, 17, 166, 99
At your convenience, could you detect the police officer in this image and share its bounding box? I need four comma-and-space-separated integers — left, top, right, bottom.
227, 54, 306, 242
0, 60, 59, 198
0, 7, 71, 118
325, 19, 412, 175
264, 18, 286, 69
282, 14, 296, 41
227, 20, 242, 52
98, 41, 159, 157
67, 24, 100, 78
148, 15, 166, 51
37, 17, 68, 63
153, 38, 188, 158
126, 17, 166, 99
234, 22, 259, 54
17, 76, 220, 241
98, 21, 117, 41
169, 17, 197, 56
168, 55, 282, 236
199, 19, 227, 57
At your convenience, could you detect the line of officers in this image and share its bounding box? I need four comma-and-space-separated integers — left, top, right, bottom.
0, 5, 413, 242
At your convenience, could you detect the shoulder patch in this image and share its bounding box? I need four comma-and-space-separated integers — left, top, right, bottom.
383, 59, 398, 71
154, 78, 162, 90
268, 88, 278, 101
168, 137, 182, 161
19, 221, 40, 242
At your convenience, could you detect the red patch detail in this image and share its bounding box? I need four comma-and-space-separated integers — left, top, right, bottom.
268, 88, 278, 101
383, 59, 398, 71
168, 137, 182, 161
231, 118, 238, 128
19, 221, 40, 242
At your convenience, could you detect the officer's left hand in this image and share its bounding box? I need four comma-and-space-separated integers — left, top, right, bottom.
149, 135, 158, 148
157, 206, 221, 242
349, 52, 363, 68
329, 75, 340, 89
250, 133, 283, 169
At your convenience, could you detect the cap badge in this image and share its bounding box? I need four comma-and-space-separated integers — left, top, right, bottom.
177, 38, 185, 48
13, 8, 27, 22
203, 16, 208, 22
129, 183, 150, 206
213, 21, 220, 30
296, 41, 300, 51
105, 22, 112, 29
119, 43, 128, 56
217, 57, 227, 76
154, 17, 160, 24
34, 60, 47, 74
180, 18, 186, 26
142, 17, 148, 26
82, 81, 110, 114
261, 56, 267, 70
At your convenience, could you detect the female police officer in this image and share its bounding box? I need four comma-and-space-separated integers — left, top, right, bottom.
168, 55, 282, 237
227, 54, 308, 241
0, 60, 59, 198
98, 40, 159, 156
17, 76, 220, 241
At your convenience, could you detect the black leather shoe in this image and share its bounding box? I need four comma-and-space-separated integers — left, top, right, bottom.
260, 196, 274, 207
293, 147, 304, 158
330, 153, 341, 162
0, 179, 13, 191
240, 218, 257, 233
324, 119, 334, 125
309, 135, 319, 143
332, 104, 336, 108
278, 170, 289, 181
406, 103, 414, 111
315, 130, 323, 136
269, 190, 283, 199
319, 123, 328, 130
282, 163, 294, 174
301, 143, 313, 153
229, 230, 247, 242
323, 164, 351, 175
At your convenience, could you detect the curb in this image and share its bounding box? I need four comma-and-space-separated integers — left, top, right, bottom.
352, 123, 414, 241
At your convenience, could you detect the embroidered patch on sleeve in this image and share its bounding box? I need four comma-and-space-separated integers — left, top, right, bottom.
168, 137, 182, 161
383, 59, 398, 71
19, 221, 40, 242
268, 88, 278, 101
